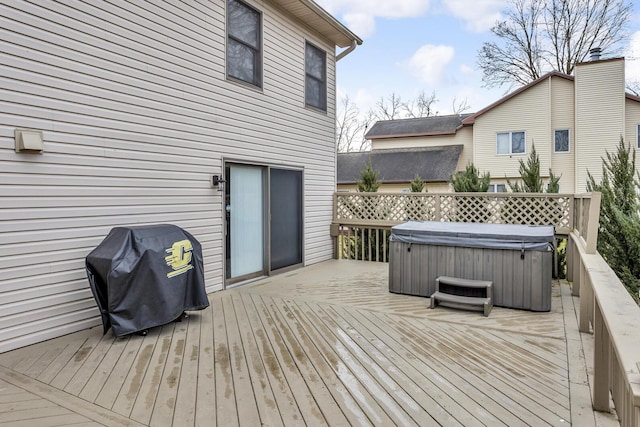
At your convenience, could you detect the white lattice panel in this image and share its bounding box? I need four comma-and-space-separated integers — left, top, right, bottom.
335, 193, 572, 231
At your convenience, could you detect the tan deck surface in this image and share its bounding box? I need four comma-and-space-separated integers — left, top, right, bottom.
0, 260, 619, 426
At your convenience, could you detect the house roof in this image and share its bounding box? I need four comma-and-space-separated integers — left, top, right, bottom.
365, 114, 473, 140
274, 0, 362, 48
337, 145, 463, 184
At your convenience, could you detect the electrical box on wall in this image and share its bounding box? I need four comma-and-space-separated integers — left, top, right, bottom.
15, 129, 44, 152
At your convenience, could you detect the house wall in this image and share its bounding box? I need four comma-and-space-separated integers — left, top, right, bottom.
473, 79, 552, 181
625, 98, 640, 153
0, 0, 338, 352
370, 126, 473, 172
575, 59, 626, 193
550, 76, 576, 192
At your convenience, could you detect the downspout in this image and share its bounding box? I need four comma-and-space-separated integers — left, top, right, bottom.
336, 40, 357, 61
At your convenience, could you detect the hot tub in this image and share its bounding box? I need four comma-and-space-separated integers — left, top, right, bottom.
388, 221, 555, 311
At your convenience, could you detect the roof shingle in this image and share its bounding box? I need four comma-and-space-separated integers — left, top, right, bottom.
364, 114, 472, 140
337, 145, 463, 185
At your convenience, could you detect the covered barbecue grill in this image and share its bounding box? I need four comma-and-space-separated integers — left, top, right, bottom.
86, 224, 209, 337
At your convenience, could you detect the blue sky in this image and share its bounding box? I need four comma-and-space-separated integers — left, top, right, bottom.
316, 0, 640, 116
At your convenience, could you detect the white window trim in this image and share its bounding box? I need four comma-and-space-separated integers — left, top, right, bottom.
487, 183, 506, 193
496, 131, 526, 155
554, 129, 571, 153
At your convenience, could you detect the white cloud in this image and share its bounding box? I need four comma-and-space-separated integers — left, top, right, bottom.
460, 64, 475, 75
342, 13, 377, 39
440, 0, 503, 32
354, 88, 376, 109
626, 30, 640, 84
406, 44, 455, 86
315, 0, 431, 38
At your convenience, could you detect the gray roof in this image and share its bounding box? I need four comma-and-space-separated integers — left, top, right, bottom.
365, 114, 473, 139
365, 114, 471, 139
337, 145, 463, 184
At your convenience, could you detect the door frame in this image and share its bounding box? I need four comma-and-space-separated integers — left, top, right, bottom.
222, 159, 305, 288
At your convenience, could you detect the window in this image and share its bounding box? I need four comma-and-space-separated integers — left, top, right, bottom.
554, 129, 570, 152
637, 124, 640, 149
227, 0, 261, 87
305, 42, 326, 111
496, 131, 525, 155
487, 184, 506, 193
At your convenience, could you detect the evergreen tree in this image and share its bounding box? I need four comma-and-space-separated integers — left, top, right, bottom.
357, 160, 380, 192
587, 138, 640, 299
507, 144, 561, 193
451, 163, 491, 192
409, 174, 425, 192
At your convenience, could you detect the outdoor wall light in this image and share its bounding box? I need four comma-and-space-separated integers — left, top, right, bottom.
211, 175, 226, 191
15, 129, 44, 153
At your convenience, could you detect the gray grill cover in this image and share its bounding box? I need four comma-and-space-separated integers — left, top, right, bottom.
86, 224, 209, 337
390, 221, 554, 251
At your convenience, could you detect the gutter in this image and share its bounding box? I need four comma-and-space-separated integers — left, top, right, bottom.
336, 39, 358, 61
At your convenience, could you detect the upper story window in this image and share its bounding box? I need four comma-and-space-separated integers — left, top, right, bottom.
496, 131, 525, 155
555, 129, 570, 152
487, 183, 506, 193
227, 0, 262, 87
637, 124, 640, 149
305, 42, 327, 111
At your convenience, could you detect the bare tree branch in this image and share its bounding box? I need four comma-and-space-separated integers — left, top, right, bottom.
478, 0, 632, 89
403, 90, 439, 118
451, 97, 471, 115
374, 93, 404, 120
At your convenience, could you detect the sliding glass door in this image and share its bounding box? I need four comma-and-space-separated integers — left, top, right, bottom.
270, 168, 303, 271
225, 163, 303, 285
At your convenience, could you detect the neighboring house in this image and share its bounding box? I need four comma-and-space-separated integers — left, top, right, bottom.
337, 145, 463, 192
340, 54, 640, 193
0, 1, 360, 352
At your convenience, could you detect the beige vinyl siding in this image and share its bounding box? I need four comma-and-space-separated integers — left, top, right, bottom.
370, 126, 473, 172
574, 59, 625, 193
473, 79, 552, 180
550, 76, 576, 192
0, 0, 338, 352
625, 98, 640, 154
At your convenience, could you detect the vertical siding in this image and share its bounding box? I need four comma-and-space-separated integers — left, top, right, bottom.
574, 59, 625, 192
550, 77, 576, 192
473, 79, 552, 180
625, 98, 640, 162
0, 0, 338, 351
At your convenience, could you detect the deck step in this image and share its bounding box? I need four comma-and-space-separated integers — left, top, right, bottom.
430, 276, 493, 317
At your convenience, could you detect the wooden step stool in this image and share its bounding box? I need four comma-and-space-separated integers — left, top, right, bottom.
430, 276, 493, 317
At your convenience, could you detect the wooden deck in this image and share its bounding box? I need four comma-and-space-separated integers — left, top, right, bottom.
0, 260, 620, 426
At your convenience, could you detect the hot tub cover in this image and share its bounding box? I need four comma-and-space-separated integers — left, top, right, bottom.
86, 224, 209, 337
390, 221, 554, 251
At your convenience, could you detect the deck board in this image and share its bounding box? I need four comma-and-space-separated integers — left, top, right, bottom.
0, 260, 618, 426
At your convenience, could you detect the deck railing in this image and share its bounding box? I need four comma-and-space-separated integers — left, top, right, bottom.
332, 191, 640, 426
568, 193, 640, 427
331, 192, 574, 261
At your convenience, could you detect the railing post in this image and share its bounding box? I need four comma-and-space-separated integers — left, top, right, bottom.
435, 194, 441, 221
568, 197, 575, 232
566, 237, 574, 282
579, 263, 591, 332
593, 299, 611, 411
572, 235, 581, 297
585, 192, 601, 254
